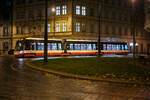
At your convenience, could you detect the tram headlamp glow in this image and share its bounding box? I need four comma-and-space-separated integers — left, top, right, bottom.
130, 43, 138, 46
19, 50, 24, 54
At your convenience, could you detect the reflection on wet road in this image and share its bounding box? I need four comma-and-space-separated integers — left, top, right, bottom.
0, 56, 150, 100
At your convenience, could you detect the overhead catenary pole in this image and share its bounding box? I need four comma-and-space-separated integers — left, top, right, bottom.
44, 0, 48, 62
10, 0, 13, 50
97, 3, 102, 57
131, 0, 136, 63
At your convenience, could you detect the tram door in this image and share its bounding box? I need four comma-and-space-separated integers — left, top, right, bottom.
130, 46, 133, 53
135, 46, 138, 54
130, 46, 138, 53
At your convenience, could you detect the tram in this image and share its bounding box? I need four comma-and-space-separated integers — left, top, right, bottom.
12, 38, 129, 57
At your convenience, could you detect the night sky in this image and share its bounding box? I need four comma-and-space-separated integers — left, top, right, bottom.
0, 0, 12, 20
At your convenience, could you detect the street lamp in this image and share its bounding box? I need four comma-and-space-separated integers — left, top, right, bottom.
52, 8, 55, 12
44, 0, 48, 62
52, 7, 55, 37
131, 0, 136, 62
97, 3, 102, 57
10, 0, 13, 50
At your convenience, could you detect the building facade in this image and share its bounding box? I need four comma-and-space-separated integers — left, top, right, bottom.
145, 0, 150, 30
0, 15, 12, 55
0, 0, 12, 55
12, 0, 150, 54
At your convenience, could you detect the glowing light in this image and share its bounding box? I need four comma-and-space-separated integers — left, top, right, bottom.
19, 50, 24, 54
130, 43, 138, 46
131, 0, 135, 3
52, 8, 55, 12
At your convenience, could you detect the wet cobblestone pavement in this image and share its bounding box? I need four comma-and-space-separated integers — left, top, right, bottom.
0, 56, 150, 100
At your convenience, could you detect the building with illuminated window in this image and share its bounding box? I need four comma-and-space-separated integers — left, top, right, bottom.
0, 0, 12, 55
12, 0, 150, 54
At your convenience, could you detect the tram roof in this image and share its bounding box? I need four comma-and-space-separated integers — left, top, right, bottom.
25, 38, 62, 41
66, 39, 97, 42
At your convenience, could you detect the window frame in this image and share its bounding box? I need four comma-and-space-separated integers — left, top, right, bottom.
56, 6, 61, 15
62, 5, 67, 15
76, 5, 80, 15
76, 22, 80, 32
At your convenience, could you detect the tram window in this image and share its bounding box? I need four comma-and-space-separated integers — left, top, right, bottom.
121, 45, 124, 50
33, 43, 36, 50
74, 44, 81, 50
69, 44, 73, 50
37, 43, 44, 50
92, 44, 96, 50
103, 44, 107, 50
16, 41, 23, 51
117, 45, 119, 50
25, 41, 31, 50
85, 44, 88, 50
120, 45, 122, 50
87, 44, 92, 50
58, 43, 62, 50
117, 45, 121, 50
51, 43, 57, 50
48, 43, 51, 50
107, 44, 112, 50
125, 44, 128, 50
112, 44, 117, 50
31, 42, 35, 50
81, 44, 86, 50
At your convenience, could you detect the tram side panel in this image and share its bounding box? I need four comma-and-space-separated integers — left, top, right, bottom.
13, 39, 129, 57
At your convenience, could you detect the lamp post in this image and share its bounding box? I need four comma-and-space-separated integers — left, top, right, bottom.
44, 0, 48, 62
131, 0, 136, 62
97, 4, 102, 57
52, 8, 55, 37
10, 0, 13, 50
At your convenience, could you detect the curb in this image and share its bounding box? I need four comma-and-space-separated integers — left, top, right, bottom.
25, 60, 150, 86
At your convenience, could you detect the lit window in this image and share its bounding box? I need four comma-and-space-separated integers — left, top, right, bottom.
82, 6, 86, 16
56, 6, 60, 15
56, 23, 60, 32
48, 24, 50, 32
62, 5, 67, 15
62, 22, 67, 32
76, 5, 80, 15
76, 23, 80, 32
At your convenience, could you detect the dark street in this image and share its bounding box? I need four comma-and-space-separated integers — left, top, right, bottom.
0, 56, 150, 100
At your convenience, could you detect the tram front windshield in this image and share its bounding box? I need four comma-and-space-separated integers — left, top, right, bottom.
15, 41, 24, 51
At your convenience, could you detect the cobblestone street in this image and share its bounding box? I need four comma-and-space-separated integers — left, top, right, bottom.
0, 56, 150, 100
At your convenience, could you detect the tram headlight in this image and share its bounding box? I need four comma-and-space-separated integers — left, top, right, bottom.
19, 50, 24, 54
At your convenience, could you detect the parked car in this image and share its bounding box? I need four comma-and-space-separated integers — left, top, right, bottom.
8, 49, 14, 55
